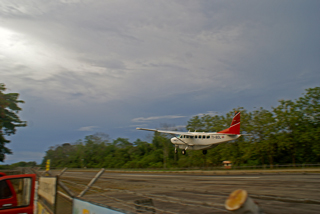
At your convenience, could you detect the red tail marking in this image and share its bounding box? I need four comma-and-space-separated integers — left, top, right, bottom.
217, 112, 240, 135
230, 112, 240, 126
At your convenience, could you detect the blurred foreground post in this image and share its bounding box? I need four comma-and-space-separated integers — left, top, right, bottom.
225, 189, 264, 214
78, 168, 105, 197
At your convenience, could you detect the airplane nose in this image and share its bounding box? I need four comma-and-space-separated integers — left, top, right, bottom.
171, 137, 177, 143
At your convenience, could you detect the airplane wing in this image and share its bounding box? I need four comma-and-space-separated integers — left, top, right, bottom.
136, 128, 194, 136
137, 128, 250, 137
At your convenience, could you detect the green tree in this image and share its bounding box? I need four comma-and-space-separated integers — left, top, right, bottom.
0, 83, 26, 161
152, 132, 168, 168
273, 87, 320, 164
296, 87, 320, 162
82, 134, 109, 168
273, 100, 300, 164
249, 108, 277, 166
125, 139, 153, 168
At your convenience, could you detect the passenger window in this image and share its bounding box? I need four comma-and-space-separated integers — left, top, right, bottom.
190, 136, 193, 139
203, 136, 205, 139
8, 178, 32, 206
0, 180, 12, 199
207, 136, 210, 139
186, 136, 189, 138
195, 136, 197, 139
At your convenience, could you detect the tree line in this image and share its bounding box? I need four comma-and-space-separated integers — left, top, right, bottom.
41, 87, 320, 169
0, 161, 37, 170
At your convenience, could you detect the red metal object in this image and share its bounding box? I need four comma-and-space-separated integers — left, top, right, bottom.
0, 173, 36, 214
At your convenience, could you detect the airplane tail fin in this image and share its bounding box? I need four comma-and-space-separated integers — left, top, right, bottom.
217, 111, 240, 135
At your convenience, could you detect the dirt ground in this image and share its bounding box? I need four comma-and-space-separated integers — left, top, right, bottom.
54, 169, 320, 214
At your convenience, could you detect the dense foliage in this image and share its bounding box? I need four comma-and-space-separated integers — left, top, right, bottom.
0, 161, 37, 170
41, 87, 320, 168
0, 83, 26, 162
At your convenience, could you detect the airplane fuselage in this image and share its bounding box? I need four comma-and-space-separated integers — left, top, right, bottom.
171, 133, 241, 150
137, 111, 243, 155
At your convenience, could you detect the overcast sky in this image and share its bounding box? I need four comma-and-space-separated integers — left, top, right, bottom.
1, 0, 319, 164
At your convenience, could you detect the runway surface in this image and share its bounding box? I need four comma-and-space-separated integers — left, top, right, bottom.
57, 170, 320, 214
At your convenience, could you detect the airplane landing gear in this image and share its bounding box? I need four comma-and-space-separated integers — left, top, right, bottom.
174, 145, 178, 154
181, 149, 186, 155
202, 150, 207, 155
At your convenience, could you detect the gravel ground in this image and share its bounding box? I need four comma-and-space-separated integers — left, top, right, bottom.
50, 169, 320, 214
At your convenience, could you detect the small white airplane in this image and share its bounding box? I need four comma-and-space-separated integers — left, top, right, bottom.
137, 111, 244, 155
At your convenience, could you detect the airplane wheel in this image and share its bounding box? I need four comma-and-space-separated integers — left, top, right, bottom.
181, 149, 186, 155
202, 150, 207, 155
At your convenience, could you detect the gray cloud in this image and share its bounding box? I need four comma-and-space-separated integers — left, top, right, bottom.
0, 0, 319, 164
132, 115, 186, 123
78, 126, 98, 132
